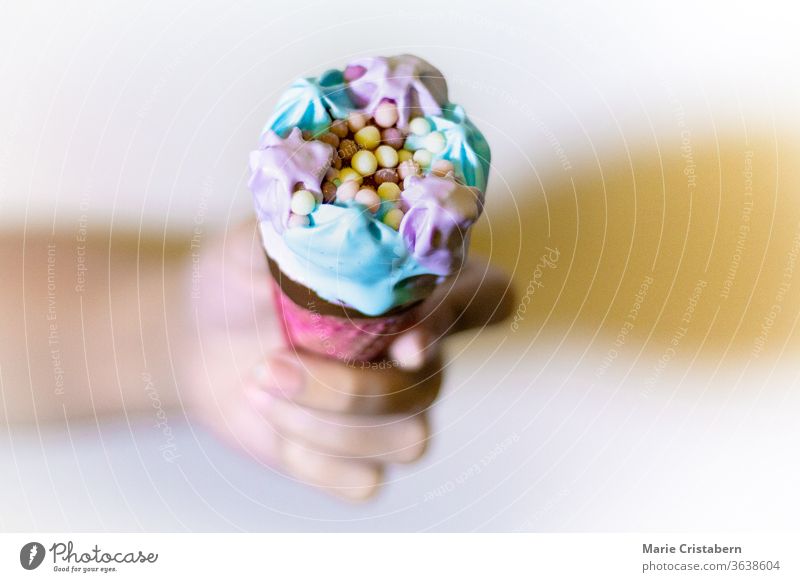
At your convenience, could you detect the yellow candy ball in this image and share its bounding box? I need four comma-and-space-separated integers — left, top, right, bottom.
351, 150, 378, 176
382, 208, 404, 230
374, 145, 399, 168
354, 125, 381, 150
377, 182, 401, 202
397, 149, 413, 163
338, 167, 363, 184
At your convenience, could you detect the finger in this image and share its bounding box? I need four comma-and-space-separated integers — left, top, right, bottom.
249, 390, 429, 463
278, 439, 383, 502
420, 257, 515, 337
250, 349, 441, 414
389, 258, 515, 369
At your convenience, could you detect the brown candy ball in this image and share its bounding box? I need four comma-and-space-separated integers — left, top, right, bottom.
337, 139, 358, 162
397, 159, 421, 180
322, 181, 338, 202
330, 119, 349, 138
374, 168, 399, 185
381, 127, 404, 149
318, 132, 340, 148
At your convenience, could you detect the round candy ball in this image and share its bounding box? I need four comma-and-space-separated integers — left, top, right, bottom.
290, 189, 317, 216
375, 145, 399, 168
347, 112, 369, 133
382, 208, 404, 230
336, 180, 359, 202
318, 132, 340, 148
338, 167, 363, 184
425, 131, 446, 154
354, 125, 381, 150
431, 159, 455, 177
351, 150, 378, 176
397, 149, 413, 163
413, 149, 433, 168
377, 182, 401, 202
374, 100, 399, 128
355, 188, 381, 214
409, 117, 432, 136
321, 181, 338, 202
288, 213, 311, 228
374, 168, 399, 185
381, 127, 404, 149
398, 159, 421, 179
330, 119, 349, 138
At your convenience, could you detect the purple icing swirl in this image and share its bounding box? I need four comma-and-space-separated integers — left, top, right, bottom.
399, 174, 485, 275
248, 127, 333, 233
345, 55, 449, 128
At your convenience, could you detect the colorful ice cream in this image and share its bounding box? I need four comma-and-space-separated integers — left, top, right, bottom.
249, 54, 490, 317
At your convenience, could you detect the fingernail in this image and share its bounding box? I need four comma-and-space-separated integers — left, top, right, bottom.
253, 353, 305, 397
332, 465, 382, 502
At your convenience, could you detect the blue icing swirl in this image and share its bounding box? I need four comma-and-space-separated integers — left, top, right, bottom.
403, 103, 491, 191
283, 202, 438, 316
265, 73, 354, 137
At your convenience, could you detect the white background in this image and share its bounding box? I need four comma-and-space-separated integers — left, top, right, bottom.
1, 0, 799, 532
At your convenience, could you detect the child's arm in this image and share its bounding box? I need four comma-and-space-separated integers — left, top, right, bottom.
0, 223, 512, 500
0, 229, 187, 426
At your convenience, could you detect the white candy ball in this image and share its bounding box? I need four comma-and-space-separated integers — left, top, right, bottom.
425, 131, 446, 154
409, 117, 432, 136
355, 188, 381, 214
374, 101, 399, 128
413, 149, 433, 168
290, 189, 317, 216
336, 180, 359, 201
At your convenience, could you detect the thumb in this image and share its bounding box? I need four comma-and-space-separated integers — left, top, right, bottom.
390, 258, 514, 370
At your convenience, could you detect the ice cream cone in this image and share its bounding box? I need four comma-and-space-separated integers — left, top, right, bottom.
248, 55, 490, 364
268, 259, 420, 363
